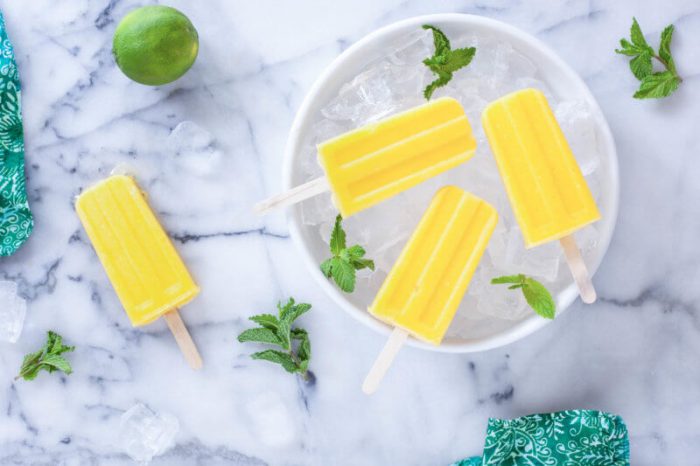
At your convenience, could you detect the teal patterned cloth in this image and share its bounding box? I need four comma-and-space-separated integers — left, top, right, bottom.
451, 410, 630, 465
0, 11, 32, 256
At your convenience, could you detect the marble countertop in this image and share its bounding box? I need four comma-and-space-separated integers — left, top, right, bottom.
1, 0, 699, 464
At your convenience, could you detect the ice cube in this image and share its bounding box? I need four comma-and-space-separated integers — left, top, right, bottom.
244, 390, 297, 448
476, 270, 529, 321
301, 192, 336, 227
118, 403, 179, 464
555, 100, 600, 176
0, 281, 26, 344
386, 29, 433, 66
311, 119, 346, 144
321, 63, 396, 125
574, 224, 600, 260
167, 121, 222, 176
489, 227, 561, 282
585, 173, 601, 203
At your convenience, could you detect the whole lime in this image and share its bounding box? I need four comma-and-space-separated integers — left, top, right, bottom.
113, 5, 199, 86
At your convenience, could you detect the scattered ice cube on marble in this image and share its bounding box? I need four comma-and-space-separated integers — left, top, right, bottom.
245, 390, 297, 448
555, 100, 600, 176
118, 403, 179, 464
0, 281, 26, 344
167, 121, 222, 176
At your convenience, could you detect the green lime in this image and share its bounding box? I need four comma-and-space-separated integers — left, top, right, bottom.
113, 5, 199, 86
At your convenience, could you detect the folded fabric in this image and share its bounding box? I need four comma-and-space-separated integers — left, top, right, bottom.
451, 410, 630, 465
0, 11, 32, 256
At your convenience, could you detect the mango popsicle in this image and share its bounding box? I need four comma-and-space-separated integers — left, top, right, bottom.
255, 97, 476, 217
482, 88, 601, 303
76, 175, 202, 368
363, 186, 497, 394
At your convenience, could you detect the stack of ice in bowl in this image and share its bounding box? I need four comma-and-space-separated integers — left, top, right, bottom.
298, 29, 602, 338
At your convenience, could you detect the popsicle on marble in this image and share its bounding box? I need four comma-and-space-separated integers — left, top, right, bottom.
255, 97, 476, 217
76, 175, 202, 369
362, 186, 497, 394
482, 88, 601, 303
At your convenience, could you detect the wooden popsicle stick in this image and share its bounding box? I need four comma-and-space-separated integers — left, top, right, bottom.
362, 328, 409, 395
164, 309, 203, 370
254, 177, 329, 215
560, 234, 596, 304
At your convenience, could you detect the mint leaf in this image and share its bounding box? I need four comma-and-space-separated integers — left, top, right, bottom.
634, 71, 681, 99
351, 257, 375, 271
320, 258, 333, 278
658, 25, 677, 74
616, 18, 682, 99
320, 215, 374, 293
630, 17, 648, 48
282, 303, 311, 326
329, 215, 346, 255
252, 350, 299, 373
421, 24, 476, 99
331, 257, 356, 292
249, 314, 279, 331
16, 331, 75, 381
238, 328, 283, 346
423, 24, 451, 55
629, 51, 653, 80
491, 275, 556, 319
491, 274, 525, 285
344, 244, 366, 259
291, 328, 311, 370
522, 277, 556, 319
41, 354, 73, 375
237, 298, 314, 382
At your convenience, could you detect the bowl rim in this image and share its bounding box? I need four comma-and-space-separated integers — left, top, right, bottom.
283, 13, 620, 353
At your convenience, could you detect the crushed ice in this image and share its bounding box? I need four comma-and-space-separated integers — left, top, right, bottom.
299, 29, 604, 334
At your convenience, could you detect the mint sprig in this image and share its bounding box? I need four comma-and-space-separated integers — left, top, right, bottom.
491, 275, 556, 319
320, 215, 374, 293
615, 18, 682, 99
238, 298, 313, 382
16, 331, 75, 381
421, 24, 476, 100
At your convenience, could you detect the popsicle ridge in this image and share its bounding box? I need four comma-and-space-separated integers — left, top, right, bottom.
318, 97, 476, 217
369, 186, 497, 344
482, 88, 600, 247
76, 175, 200, 326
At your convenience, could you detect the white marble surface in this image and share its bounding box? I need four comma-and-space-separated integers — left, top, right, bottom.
0, 0, 699, 464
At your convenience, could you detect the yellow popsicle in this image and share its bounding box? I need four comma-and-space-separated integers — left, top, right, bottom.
482, 88, 601, 247
369, 186, 497, 345
76, 175, 199, 326
318, 97, 476, 217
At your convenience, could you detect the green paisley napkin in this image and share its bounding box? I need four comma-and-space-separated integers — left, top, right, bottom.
452, 410, 630, 465
0, 11, 32, 256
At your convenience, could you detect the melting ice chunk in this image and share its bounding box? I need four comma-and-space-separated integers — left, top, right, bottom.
118, 403, 179, 463
244, 390, 297, 448
167, 121, 222, 176
0, 280, 26, 344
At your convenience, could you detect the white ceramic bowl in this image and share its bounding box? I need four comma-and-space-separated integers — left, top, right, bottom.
284, 14, 619, 353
